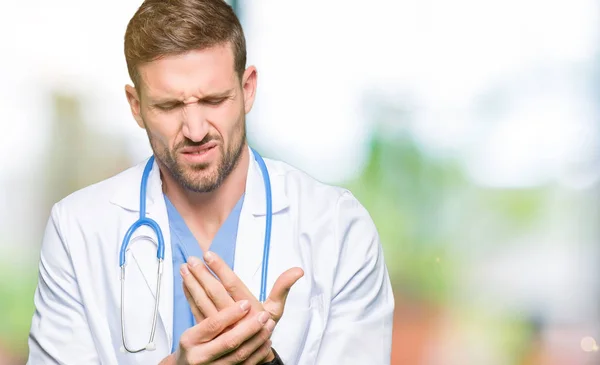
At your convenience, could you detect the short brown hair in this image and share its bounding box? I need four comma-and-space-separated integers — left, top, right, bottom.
124, 0, 246, 87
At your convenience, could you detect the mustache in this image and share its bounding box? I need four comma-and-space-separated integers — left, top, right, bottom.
175, 135, 221, 150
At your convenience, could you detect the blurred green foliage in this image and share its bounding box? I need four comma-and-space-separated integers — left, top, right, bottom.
0, 261, 37, 358
346, 132, 464, 303
346, 128, 548, 306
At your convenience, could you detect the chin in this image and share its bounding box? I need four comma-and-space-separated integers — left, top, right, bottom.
186, 170, 220, 189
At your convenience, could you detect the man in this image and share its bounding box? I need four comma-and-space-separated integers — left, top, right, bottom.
27, 0, 394, 364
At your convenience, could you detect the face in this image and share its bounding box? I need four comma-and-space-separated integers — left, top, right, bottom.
125, 43, 257, 193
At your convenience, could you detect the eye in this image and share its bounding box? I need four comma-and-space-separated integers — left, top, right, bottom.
156, 103, 180, 111
202, 98, 226, 106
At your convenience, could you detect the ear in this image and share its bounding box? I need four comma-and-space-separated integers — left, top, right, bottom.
125, 84, 145, 129
241, 66, 257, 114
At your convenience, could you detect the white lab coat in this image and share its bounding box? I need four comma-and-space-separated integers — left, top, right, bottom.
27, 149, 394, 364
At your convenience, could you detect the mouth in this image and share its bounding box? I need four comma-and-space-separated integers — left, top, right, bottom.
181, 141, 217, 155
179, 141, 218, 164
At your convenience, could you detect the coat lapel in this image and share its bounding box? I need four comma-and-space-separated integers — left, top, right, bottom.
234, 148, 289, 298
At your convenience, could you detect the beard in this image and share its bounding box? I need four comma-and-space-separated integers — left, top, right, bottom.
147, 121, 246, 193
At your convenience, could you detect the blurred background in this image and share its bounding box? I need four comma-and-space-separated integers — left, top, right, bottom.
1, 0, 599, 364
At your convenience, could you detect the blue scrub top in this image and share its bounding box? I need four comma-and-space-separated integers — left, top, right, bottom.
165, 194, 245, 353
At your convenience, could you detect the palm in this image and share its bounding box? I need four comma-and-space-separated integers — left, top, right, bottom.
244, 267, 304, 322
262, 296, 286, 322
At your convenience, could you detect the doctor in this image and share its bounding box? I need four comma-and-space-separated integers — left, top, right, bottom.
27, 0, 394, 364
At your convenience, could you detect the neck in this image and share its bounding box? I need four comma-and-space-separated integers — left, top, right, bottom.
159, 145, 249, 245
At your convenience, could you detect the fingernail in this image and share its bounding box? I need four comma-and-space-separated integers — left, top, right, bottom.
258, 311, 269, 325
180, 264, 190, 276
188, 256, 201, 267
204, 251, 214, 264
240, 300, 250, 311
266, 319, 276, 332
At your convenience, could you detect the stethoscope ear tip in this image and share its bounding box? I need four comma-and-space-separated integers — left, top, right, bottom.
146, 342, 156, 351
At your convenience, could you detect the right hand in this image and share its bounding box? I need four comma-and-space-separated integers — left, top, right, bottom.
175, 300, 275, 365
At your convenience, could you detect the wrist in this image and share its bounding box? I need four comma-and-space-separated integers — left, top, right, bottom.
263, 349, 275, 362
158, 353, 176, 365
261, 348, 283, 365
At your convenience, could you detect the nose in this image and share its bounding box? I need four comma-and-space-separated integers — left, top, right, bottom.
181, 103, 209, 142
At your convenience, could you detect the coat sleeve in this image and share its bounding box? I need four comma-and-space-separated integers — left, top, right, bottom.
315, 191, 395, 364
27, 203, 100, 364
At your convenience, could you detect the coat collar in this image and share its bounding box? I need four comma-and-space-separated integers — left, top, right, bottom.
109, 146, 289, 216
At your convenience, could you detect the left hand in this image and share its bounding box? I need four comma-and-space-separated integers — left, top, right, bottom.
181, 252, 304, 361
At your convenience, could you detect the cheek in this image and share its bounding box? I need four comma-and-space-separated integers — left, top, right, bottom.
145, 113, 182, 148
210, 104, 239, 125
208, 102, 244, 138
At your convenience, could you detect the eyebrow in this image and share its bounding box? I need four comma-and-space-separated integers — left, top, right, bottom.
149, 89, 235, 106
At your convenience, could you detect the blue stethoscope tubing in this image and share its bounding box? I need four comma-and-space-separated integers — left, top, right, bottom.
118, 148, 272, 353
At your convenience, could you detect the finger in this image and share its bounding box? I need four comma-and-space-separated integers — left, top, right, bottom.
264, 267, 304, 321
240, 340, 273, 365
204, 251, 261, 309
188, 256, 235, 311
180, 300, 251, 348
212, 320, 275, 365
183, 283, 205, 323
181, 263, 218, 317
197, 311, 271, 360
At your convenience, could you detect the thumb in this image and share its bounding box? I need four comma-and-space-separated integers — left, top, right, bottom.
264, 267, 304, 321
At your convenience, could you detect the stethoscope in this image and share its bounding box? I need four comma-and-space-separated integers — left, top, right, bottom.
119, 148, 273, 353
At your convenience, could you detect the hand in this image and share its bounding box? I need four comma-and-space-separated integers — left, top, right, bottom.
183, 252, 304, 322
170, 300, 274, 365
181, 252, 304, 362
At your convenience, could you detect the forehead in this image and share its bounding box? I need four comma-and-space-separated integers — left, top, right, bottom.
138, 44, 238, 100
